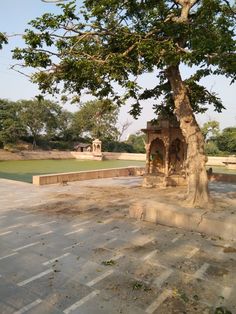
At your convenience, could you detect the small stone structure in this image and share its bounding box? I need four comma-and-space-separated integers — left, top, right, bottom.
92, 139, 103, 160
142, 116, 187, 187
74, 143, 92, 152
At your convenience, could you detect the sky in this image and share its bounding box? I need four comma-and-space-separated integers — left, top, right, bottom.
0, 0, 235, 139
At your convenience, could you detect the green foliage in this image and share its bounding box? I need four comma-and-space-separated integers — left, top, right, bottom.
0, 97, 71, 149
201, 120, 220, 140
204, 141, 221, 156
0, 97, 122, 151
72, 99, 120, 141
12, 0, 235, 119
132, 281, 143, 290
0, 99, 26, 145
102, 140, 135, 153
101, 131, 146, 153
201, 121, 236, 155
216, 127, 236, 153
17, 98, 62, 147
56, 110, 74, 141
126, 131, 145, 153
132, 280, 151, 292
48, 140, 73, 150
0, 32, 8, 49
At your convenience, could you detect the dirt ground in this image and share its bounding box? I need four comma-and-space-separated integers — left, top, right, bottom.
32, 181, 236, 217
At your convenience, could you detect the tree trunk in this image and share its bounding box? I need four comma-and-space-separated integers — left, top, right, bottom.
32, 133, 37, 150
166, 65, 211, 208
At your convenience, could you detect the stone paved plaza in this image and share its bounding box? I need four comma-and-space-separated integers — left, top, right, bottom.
0, 178, 235, 314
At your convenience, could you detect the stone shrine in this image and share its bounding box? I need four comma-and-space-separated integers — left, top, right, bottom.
142, 116, 187, 187
92, 138, 103, 160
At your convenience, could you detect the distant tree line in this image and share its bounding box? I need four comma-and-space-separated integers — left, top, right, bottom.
0, 97, 146, 153
201, 121, 236, 156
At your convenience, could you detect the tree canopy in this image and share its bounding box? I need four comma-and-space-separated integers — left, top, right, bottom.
19, 98, 62, 147
201, 120, 220, 140
0, 97, 122, 151
11, 0, 236, 207
0, 99, 26, 145
72, 99, 120, 140
201, 120, 236, 155
12, 0, 235, 116
216, 127, 236, 153
126, 131, 146, 153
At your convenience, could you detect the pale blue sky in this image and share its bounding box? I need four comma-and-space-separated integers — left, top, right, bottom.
0, 0, 235, 137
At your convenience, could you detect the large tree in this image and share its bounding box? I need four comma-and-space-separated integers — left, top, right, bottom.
126, 131, 146, 153
12, 0, 235, 207
201, 120, 220, 140
216, 127, 236, 153
0, 99, 26, 145
56, 109, 74, 141
17, 98, 61, 148
72, 99, 120, 140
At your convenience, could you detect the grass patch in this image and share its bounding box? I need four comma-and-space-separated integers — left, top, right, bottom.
0, 159, 145, 183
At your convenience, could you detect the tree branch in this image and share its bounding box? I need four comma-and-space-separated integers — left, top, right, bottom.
222, 0, 236, 17
10, 65, 31, 78
171, 0, 200, 23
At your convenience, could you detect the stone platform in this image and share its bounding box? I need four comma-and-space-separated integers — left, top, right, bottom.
0, 177, 235, 313
142, 174, 187, 187
129, 199, 236, 241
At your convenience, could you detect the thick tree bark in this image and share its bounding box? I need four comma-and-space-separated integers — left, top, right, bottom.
166, 65, 211, 208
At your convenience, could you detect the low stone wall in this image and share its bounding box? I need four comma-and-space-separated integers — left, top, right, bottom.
0, 150, 146, 161
73, 152, 146, 161
207, 156, 236, 166
0, 149, 23, 160
33, 166, 145, 185
71, 152, 96, 160
103, 152, 146, 161
1, 149, 235, 166
129, 200, 236, 240
0, 149, 75, 160
102, 154, 236, 165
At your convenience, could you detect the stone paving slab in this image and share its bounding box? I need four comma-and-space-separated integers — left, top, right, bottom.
0, 178, 236, 313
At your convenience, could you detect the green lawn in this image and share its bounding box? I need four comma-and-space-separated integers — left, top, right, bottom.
0, 160, 234, 184
0, 159, 145, 183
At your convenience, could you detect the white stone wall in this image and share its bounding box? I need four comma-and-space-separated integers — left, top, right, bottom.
0, 149, 235, 166
206, 156, 236, 166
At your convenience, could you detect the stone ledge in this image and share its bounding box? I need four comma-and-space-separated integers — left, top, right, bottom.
32, 169, 236, 186
33, 166, 145, 185
129, 200, 236, 241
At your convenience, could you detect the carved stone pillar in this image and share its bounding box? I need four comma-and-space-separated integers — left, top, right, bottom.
145, 142, 151, 174
92, 139, 103, 160
164, 140, 170, 177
